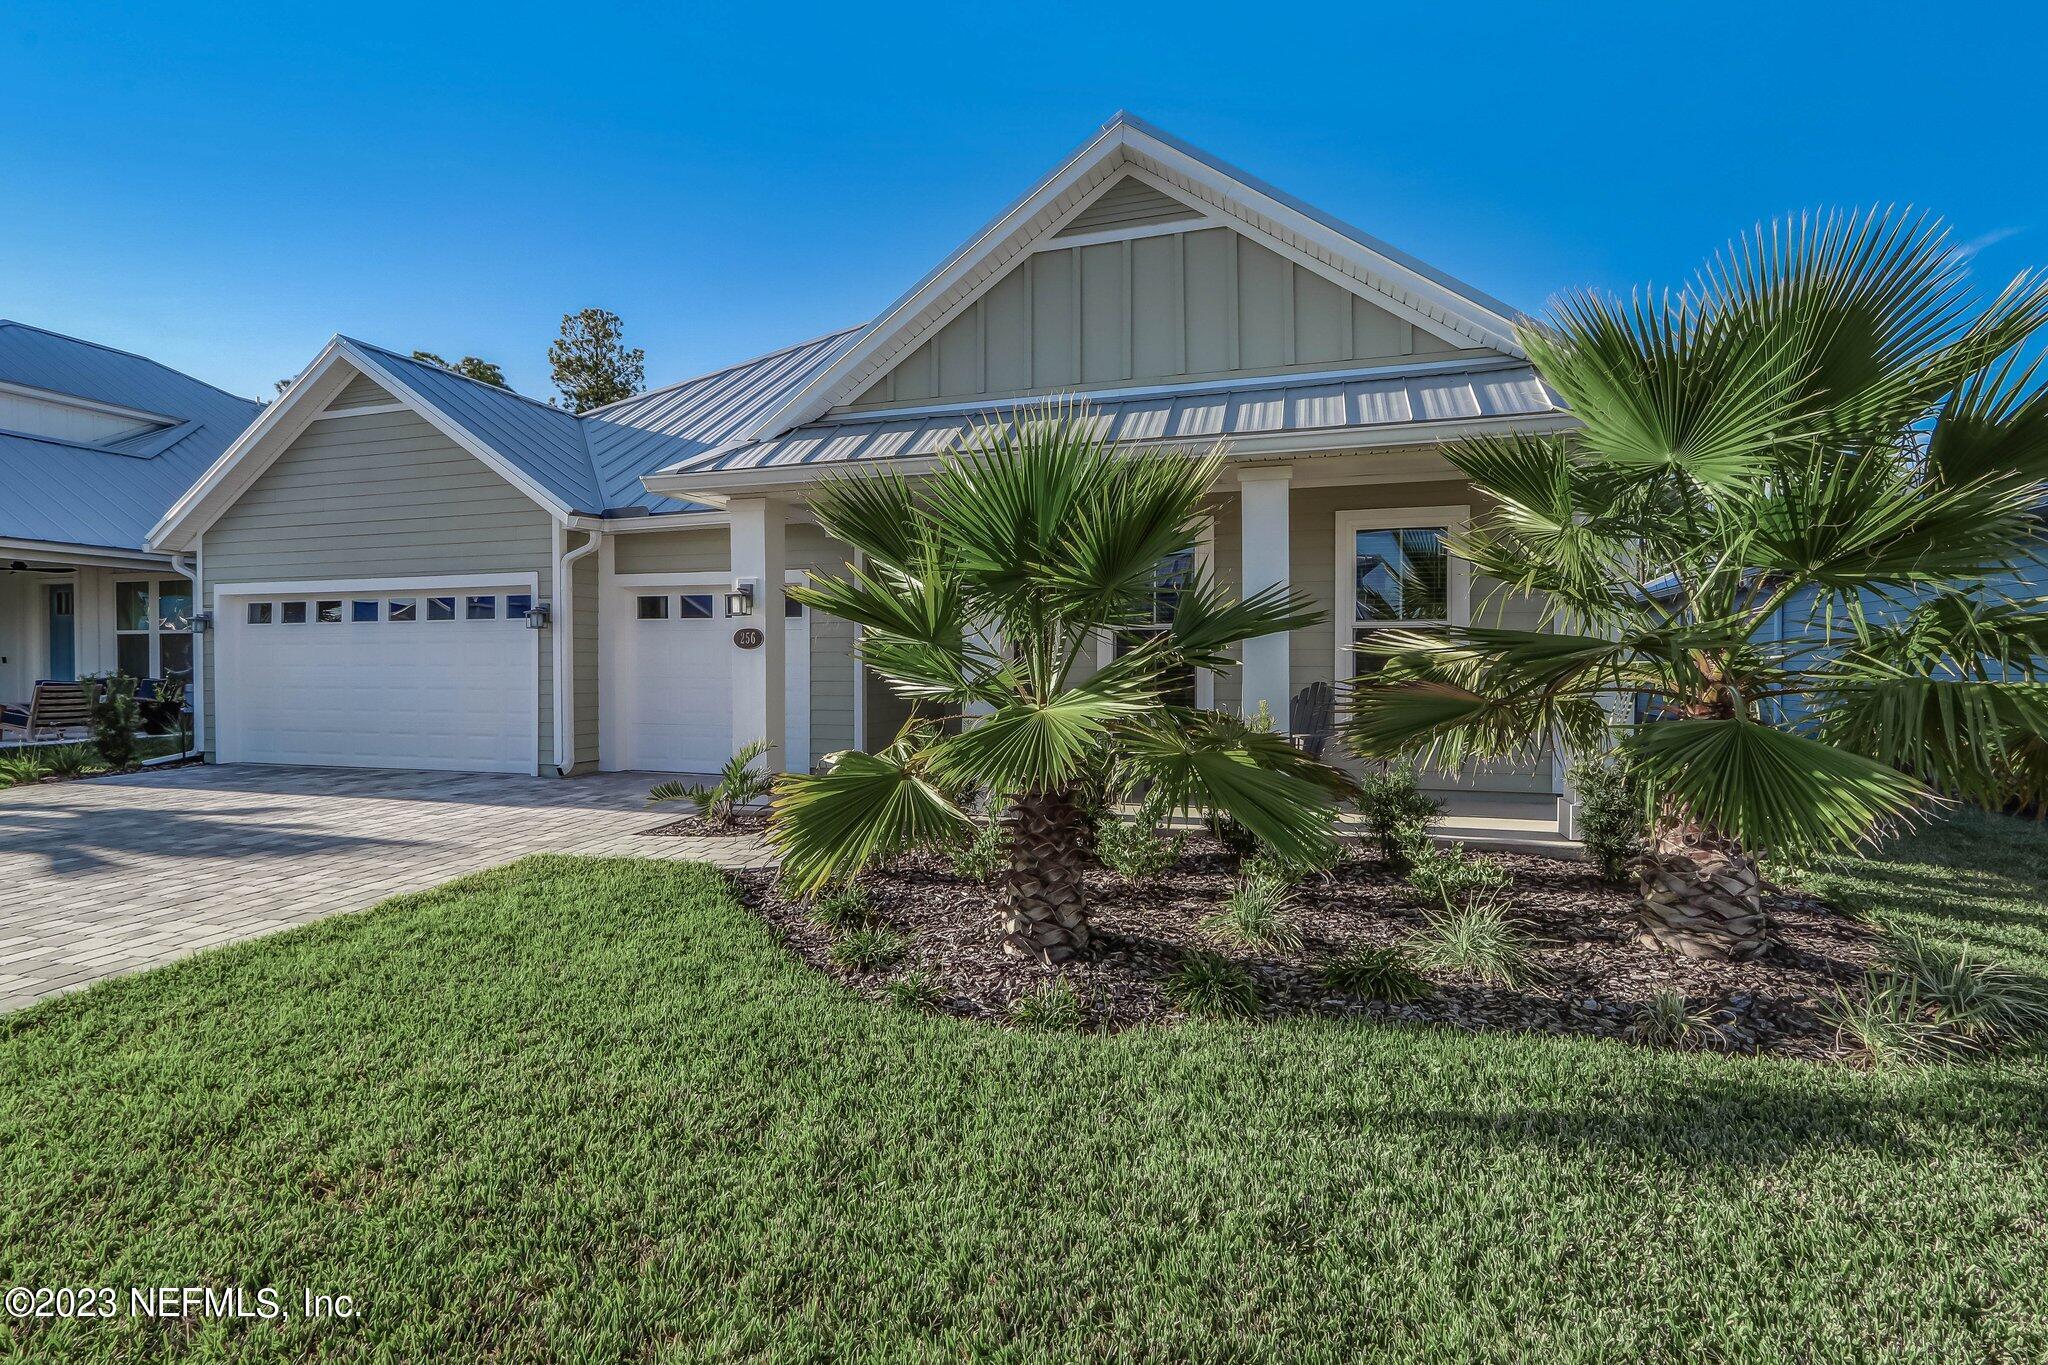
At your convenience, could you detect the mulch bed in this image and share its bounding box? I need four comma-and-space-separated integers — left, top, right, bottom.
643, 808, 771, 838
730, 833, 1887, 1062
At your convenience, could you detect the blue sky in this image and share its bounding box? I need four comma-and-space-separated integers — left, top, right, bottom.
3, 0, 2042, 402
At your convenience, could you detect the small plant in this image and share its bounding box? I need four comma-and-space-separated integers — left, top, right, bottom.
38, 744, 106, 779
0, 748, 56, 787
1200, 876, 1304, 953
1888, 931, 2048, 1043
884, 970, 945, 1012
1627, 990, 1719, 1049
138, 677, 187, 737
1205, 811, 1261, 858
1319, 945, 1431, 1003
87, 677, 141, 770
1570, 756, 1646, 883
1242, 835, 1346, 887
1823, 973, 1968, 1066
828, 927, 907, 972
1162, 950, 1262, 1019
1411, 901, 1541, 988
1008, 979, 1088, 1030
809, 883, 877, 933
1357, 766, 1443, 865
649, 738, 775, 827
1095, 803, 1185, 882
947, 815, 1005, 882
1404, 842, 1513, 915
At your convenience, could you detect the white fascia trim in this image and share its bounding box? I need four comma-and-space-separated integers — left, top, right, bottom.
335, 341, 574, 521
739, 121, 1526, 441
0, 537, 174, 570
211, 572, 540, 598
147, 336, 354, 551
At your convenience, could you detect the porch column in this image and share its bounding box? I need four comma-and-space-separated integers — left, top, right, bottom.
729, 496, 787, 774
1237, 466, 1293, 723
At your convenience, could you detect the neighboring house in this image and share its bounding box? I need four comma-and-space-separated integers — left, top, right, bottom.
146, 112, 1576, 822
0, 321, 263, 709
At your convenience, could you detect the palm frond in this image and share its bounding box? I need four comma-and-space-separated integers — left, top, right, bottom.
804, 468, 926, 571
925, 664, 1152, 794
1624, 717, 1935, 854
1814, 675, 2048, 809
1162, 574, 1322, 671
1927, 347, 2048, 488
1116, 715, 1351, 867
769, 728, 973, 893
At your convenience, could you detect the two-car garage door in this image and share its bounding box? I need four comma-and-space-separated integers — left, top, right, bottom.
215, 581, 539, 774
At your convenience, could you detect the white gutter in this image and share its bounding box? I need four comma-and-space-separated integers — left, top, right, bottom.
552, 523, 603, 775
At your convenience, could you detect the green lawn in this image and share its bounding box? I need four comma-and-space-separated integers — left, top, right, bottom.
3, 821, 2046, 1362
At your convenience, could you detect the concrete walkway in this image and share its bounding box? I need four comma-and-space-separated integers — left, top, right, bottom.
0, 764, 772, 1013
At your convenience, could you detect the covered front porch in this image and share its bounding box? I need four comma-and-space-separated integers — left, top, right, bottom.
0, 539, 195, 744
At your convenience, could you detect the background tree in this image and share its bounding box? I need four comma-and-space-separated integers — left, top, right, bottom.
771, 404, 1354, 962
1344, 211, 2048, 961
548, 308, 644, 412
411, 350, 507, 388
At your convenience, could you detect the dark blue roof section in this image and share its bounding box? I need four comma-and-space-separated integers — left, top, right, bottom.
0, 320, 263, 552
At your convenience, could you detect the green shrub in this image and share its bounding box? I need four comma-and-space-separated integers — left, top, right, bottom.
1242, 835, 1347, 887
884, 970, 945, 1012
809, 883, 877, 933
947, 816, 1005, 883
1404, 842, 1512, 915
88, 677, 140, 770
1319, 945, 1430, 1002
828, 927, 907, 972
1200, 876, 1304, 953
1823, 974, 1968, 1066
1163, 950, 1262, 1019
649, 737, 775, 826
1008, 979, 1088, 1031
1357, 766, 1443, 864
1627, 990, 1719, 1049
1570, 756, 1646, 882
0, 748, 55, 788
37, 744, 106, 779
1205, 811, 1261, 858
1411, 901, 1541, 988
1095, 806, 1185, 882
1888, 931, 2048, 1042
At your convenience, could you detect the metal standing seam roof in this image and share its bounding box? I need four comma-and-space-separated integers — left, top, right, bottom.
336, 330, 865, 517
659, 361, 1565, 477
0, 320, 264, 553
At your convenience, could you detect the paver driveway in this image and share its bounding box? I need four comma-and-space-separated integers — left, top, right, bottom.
0, 763, 774, 1012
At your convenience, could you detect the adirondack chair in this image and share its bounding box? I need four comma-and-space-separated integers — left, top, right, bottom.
1287, 681, 1335, 760
0, 678, 101, 742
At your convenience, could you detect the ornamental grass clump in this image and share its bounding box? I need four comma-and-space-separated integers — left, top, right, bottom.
1411, 901, 1542, 989
1627, 989, 1720, 1049
829, 927, 908, 973
1163, 950, 1262, 1019
1200, 875, 1304, 953
809, 883, 877, 934
884, 970, 946, 1013
1887, 931, 2048, 1043
1318, 945, 1431, 1003
1007, 979, 1088, 1031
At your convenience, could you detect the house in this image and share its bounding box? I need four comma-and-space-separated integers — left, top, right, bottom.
1, 321, 264, 711
145, 112, 1577, 824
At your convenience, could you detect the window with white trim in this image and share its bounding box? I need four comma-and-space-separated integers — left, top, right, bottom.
112, 578, 196, 682
1112, 546, 1196, 707
1336, 508, 1468, 683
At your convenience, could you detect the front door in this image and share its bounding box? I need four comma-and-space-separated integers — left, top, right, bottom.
46, 584, 75, 680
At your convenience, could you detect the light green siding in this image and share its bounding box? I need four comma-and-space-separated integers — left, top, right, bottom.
608, 522, 859, 768
1054, 175, 1201, 237
328, 373, 396, 410
845, 225, 1490, 410
199, 406, 555, 768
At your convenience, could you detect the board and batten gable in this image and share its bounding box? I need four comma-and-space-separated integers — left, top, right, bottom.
198, 400, 557, 769
612, 521, 858, 769
839, 210, 1493, 412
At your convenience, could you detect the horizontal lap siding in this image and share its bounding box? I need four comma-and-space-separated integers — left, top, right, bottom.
608, 523, 858, 769
200, 407, 555, 769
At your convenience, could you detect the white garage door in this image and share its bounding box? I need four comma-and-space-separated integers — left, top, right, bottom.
610, 585, 808, 774
217, 585, 538, 774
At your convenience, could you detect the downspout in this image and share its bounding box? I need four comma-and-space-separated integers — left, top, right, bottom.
169, 549, 202, 758
552, 522, 602, 776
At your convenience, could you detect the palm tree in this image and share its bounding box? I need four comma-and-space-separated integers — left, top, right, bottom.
1344, 212, 2048, 961
770, 404, 1354, 961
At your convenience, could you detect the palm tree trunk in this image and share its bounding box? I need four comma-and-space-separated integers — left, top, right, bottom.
1000, 789, 1091, 962
1634, 819, 1768, 961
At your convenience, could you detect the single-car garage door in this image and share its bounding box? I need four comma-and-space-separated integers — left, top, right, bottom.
215, 581, 539, 774
608, 584, 808, 773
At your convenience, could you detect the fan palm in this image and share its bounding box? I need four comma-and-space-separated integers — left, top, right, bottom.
1344, 211, 2048, 960
770, 403, 1354, 961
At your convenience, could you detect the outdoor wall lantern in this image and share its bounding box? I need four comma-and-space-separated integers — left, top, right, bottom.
525, 601, 552, 630
190, 611, 213, 635
725, 579, 757, 618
